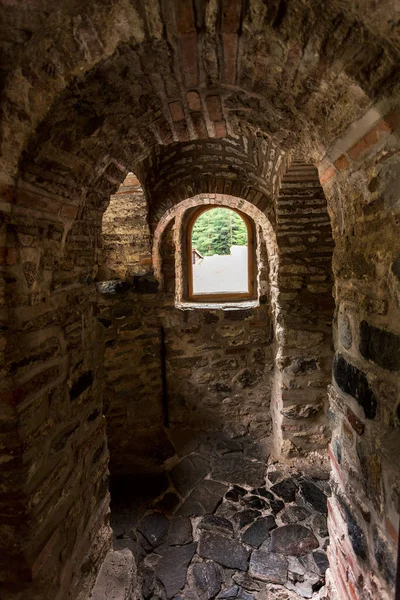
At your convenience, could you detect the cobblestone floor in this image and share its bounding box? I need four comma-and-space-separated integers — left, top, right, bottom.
93, 431, 331, 600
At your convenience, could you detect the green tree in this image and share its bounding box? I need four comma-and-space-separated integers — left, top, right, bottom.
192, 208, 247, 256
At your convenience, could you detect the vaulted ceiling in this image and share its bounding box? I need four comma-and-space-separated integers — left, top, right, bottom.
1, 0, 399, 205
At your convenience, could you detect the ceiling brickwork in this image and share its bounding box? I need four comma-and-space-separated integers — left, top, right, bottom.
139, 136, 288, 226
1, 0, 399, 199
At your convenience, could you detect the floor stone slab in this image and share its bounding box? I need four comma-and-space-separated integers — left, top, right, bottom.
170, 455, 211, 497
198, 532, 250, 570
270, 478, 298, 502
155, 543, 197, 599
198, 514, 234, 537
249, 550, 288, 584
241, 516, 277, 548
166, 516, 193, 546
177, 480, 228, 516
298, 481, 328, 515
137, 513, 169, 549
235, 509, 262, 529
270, 525, 319, 556
192, 561, 222, 599
91, 548, 137, 600
212, 456, 266, 488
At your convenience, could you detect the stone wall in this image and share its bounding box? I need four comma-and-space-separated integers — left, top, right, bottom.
98, 173, 152, 281
320, 105, 400, 600
0, 180, 111, 600
272, 162, 334, 456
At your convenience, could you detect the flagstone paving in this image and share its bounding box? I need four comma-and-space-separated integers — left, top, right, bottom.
99, 431, 330, 600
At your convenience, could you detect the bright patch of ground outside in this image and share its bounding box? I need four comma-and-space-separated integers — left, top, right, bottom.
193, 246, 248, 295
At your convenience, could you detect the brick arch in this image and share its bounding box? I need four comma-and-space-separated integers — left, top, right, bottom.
151, 193, 278, 289
138, 138, 289, 228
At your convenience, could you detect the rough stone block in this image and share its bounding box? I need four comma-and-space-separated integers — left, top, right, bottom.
359, 320, 400, 371
198, 532, 250, 570
241, 516, 277, 548
90, 548, 137, 600
249, 550, 288, 583
192, 561, 222, 599
333, 354, 377, 419
155, 543, 197, 599
270, 525, 319, 556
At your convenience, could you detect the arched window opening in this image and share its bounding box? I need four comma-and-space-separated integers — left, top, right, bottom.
187, 207, 255, 301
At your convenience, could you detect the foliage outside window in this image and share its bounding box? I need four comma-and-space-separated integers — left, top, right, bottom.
192, 208, 247, 256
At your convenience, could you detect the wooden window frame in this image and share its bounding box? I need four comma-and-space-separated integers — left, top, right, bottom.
186, 206, 256, 302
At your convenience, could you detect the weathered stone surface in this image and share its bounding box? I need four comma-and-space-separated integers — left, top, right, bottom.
155, 543, 197, 599
267, 471, 282, 484
339, 313, 352, 349
270, 525, 319, 556
140, 566, 156, 599
198, 515, 234, 537
215, 438, 243, 454
299, 550, 329, 577
217, 586, 240, 599
177, 480, 228, 516
244, 495, 269, 510
251, 487, 274, 500
91, 548, 137, 600
373, 529, 396, 585
310, 514, 328, 537
281, 506, 311, 524
236, 591, 256, 600
96, 280, 132, 295
235, 509, 262, 529
249, 550, 288, 584
241, 517, 277, 548
170, 455, 210, 497
339, 502, 367, 560
359, 320, 400, 371
287, 555, 307, 581
270, 499, 285, 515
225, 485, 247, 502
212, 456, 265, 487
298, 481, 327, 515
198, 532, 250, 570
137, 513, 169, 549
132, 274, 159, 294
285, 577, 320, 599
333, 353, 377, 419
312, 550, 329, 575
346, 407, 365, 436
192, 561, 222, 600
270, 478, 297, 502
154, 492, 181, 514
283, 357, 319, 376
166, 517, 192, 546
234, 574, 263, 593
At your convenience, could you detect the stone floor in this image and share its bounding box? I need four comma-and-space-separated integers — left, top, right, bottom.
92, 431, 331, 600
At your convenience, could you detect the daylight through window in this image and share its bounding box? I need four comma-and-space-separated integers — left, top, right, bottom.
188, 207, 253, 299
